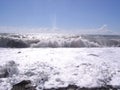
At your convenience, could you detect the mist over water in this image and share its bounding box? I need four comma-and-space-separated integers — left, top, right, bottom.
0, 33, 120, 48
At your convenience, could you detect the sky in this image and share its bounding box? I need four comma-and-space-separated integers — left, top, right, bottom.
0, 0, 120, 34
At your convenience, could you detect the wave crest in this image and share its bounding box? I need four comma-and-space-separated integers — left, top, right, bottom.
0, 33, 120, 48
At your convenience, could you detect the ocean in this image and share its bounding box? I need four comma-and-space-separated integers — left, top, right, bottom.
0, 33, 120, 48
0, 33, 120, 90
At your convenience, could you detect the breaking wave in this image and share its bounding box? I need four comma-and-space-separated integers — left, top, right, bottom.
0, 33, 120, 48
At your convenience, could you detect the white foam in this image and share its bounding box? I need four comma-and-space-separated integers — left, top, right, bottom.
0, 48, 120, 89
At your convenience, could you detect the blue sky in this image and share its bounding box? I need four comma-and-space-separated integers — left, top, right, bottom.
0, 0, 120, 34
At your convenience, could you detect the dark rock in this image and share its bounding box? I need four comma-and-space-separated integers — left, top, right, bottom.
44, 85, 78, 90
18, 51, 21, 53
66, 85, 78, 90
11, 80, 36, 90
44, 84, 120, 90
88, 54, 99, 57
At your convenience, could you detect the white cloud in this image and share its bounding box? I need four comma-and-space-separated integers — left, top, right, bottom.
97, 24, 118, 35
0, 25, 119, 35
0, 26, 66, 34
73, 24, 119, 35
98, 24, 108, 30
0, 26, 51, 33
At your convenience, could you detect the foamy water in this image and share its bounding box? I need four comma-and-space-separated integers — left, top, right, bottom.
0, 33, 120, 90
0, 33, 120, 48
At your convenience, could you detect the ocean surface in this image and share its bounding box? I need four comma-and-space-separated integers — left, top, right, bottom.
0, 33, 120, 90
0, 33, 120, 48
